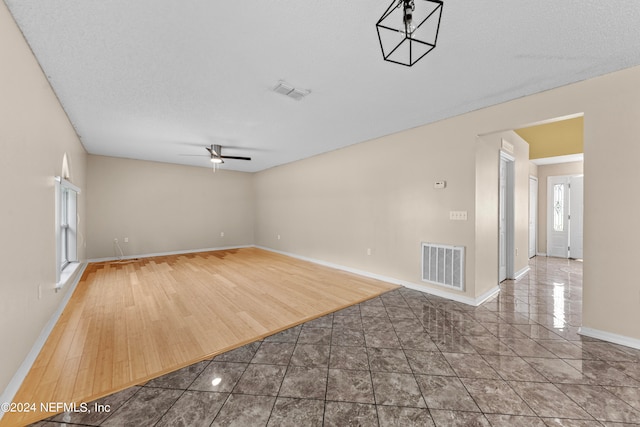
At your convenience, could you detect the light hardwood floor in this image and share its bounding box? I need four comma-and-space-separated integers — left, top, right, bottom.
2, 248, 397, 426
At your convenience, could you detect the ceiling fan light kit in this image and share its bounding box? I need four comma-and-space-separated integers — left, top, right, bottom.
204, 144, 252, 165
376, 0, 443, 67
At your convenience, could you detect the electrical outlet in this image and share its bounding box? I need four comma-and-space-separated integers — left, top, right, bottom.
114, 238, 118, 244
220, 232, 224, 237
124, 237, 129, 243
367, 248, 372, 256
449, 211, 468, 221
277, 234, 281, 240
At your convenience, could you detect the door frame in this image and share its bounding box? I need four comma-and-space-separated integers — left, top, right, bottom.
529, 176, 538, 258
499, 151, 515, 281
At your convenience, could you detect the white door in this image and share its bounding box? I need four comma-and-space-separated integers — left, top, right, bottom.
529, 177, 538, 258
547, 176, 570, 257
569, 176, 584, 259
547, 175, 583, 258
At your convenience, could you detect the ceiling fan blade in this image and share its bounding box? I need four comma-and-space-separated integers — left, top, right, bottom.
221, 156, 251, 161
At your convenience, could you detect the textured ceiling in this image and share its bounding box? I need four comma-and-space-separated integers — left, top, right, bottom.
5, 0, 640, 172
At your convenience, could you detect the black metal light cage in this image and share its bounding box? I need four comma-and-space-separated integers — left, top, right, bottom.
376, 0, 443, 67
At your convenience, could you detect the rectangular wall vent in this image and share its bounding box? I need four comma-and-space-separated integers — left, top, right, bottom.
421, 242, 465, 291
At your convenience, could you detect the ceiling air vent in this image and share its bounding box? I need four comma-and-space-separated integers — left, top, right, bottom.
272, 81, 310, 101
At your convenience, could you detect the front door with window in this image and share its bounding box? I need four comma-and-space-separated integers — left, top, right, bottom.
547, 175, 583, 259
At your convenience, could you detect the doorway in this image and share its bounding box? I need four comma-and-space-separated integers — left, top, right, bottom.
547, 175, 584, 259
499, 151, 515, 282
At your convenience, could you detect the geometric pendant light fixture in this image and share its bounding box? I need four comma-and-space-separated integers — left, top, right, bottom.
376, 0, 443, 66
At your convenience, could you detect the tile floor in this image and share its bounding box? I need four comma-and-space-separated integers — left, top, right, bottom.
32, 257, 640, 426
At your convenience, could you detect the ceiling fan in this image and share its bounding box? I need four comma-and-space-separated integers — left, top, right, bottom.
205, 144, 251, 164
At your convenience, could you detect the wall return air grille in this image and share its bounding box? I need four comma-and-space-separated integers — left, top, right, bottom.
421, 242, 465, 291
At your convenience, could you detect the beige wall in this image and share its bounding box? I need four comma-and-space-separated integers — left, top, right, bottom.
535, 161, 584, 254
86, 155, 255, 259
0, 3, 87, 394
582, 89, 640, 339
256, 65, 640, 341
255, 125, 527, 302
255, 120, 478, 298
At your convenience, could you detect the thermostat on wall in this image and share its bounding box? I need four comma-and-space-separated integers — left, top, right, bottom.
434, 181, 446, 189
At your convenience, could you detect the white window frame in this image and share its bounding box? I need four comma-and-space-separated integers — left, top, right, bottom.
55, 177, 80, 288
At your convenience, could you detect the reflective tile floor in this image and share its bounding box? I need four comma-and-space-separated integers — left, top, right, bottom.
32, 257, 640, 426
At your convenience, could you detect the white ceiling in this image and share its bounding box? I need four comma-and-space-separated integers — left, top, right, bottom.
6, 0, 640, 172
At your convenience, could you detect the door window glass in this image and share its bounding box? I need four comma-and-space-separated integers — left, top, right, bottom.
553, 183, 564, 232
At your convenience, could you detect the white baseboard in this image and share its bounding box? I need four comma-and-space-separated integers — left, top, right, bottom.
578, 327, 640, 350
536, 252, 547, 257
0, 262, 87, 421
513, 265, 530, 281
87, 245, 254, 263
257, 246, 499, 307
474, 285, 501, 305
403, 281, 500, 306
